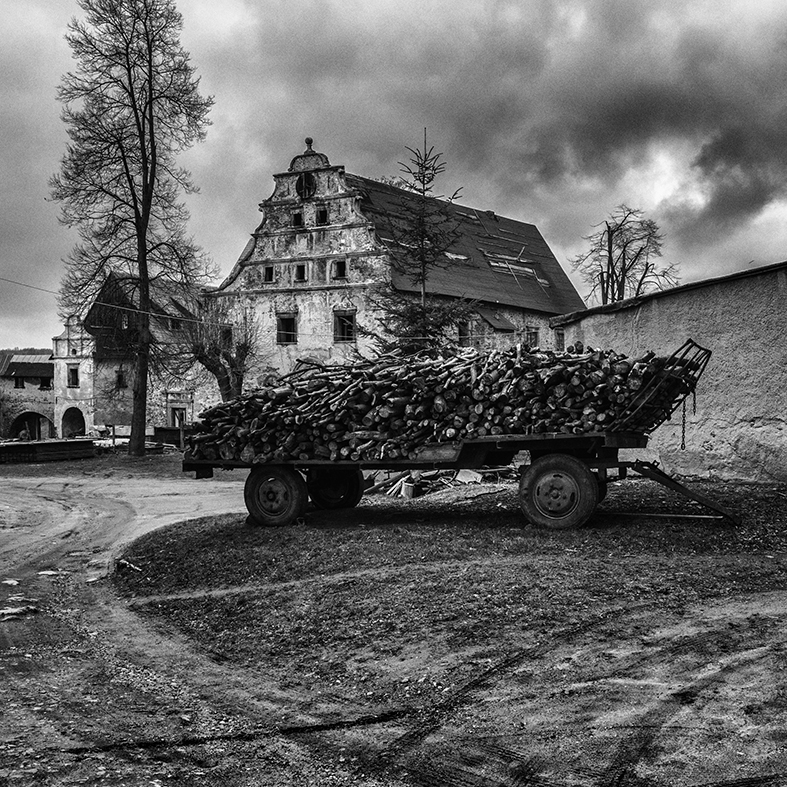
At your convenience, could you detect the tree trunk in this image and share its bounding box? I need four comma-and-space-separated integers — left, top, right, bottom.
129, 238, 151, 456
129, 333, 149, 455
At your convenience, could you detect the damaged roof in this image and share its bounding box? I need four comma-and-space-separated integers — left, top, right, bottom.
346, 174, 585, 316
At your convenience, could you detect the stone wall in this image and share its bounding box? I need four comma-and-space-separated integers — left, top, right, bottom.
555, 264, 787, 481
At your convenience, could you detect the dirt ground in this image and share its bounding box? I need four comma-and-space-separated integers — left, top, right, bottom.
1, 452, 786, 786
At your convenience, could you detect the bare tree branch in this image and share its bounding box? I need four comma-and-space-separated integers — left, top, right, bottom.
571, 204, 679, 305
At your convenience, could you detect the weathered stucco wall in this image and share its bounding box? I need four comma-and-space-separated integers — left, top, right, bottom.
560, 266, 787, 481
0, 379, 55, 438
465, 308, 565, 352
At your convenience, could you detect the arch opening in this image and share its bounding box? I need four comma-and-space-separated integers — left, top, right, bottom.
61, 407, 86, 439
9, 412, 56, 440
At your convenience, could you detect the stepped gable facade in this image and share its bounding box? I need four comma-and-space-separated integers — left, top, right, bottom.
212, 139, 585, 372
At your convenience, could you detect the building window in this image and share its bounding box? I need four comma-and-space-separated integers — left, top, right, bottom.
263, 265, 275, 283
525, 326, 540, 348
333, 310, 356, 343
554, 328, 565, 352
316, 206, 329, 225
296, 171, 316, 199
116, 369, 128, 389
220, 327, 233, 349
457, 321, 471, 347
292, 211, 304, 228
39, 377, 52, 390
332, 259, 347, 279
294, 263, 307, 282
276, 313, 297, 345
14, 377, 24, 389
67, 366, 80, 388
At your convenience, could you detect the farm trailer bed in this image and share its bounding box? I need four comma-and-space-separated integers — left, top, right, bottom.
183, 430, 740, 529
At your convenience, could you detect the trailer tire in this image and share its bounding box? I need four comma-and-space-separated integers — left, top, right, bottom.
519, 454, 599, 529
307, 467, 364, 510
245, 466, 308, 526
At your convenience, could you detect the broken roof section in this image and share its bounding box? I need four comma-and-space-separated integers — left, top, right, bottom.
346, 174, 585, 316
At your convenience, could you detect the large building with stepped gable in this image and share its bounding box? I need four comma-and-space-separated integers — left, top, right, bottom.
210, 139, 585, 373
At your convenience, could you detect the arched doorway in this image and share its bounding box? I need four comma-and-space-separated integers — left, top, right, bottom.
9, 412, 55, 440
61, 407, 86, 438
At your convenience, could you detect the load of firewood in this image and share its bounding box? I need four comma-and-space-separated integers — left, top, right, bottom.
185, 343, 698, 464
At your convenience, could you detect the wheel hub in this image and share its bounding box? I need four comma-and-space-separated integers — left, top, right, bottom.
533, 472, 579, 517
258, 477, 289, 514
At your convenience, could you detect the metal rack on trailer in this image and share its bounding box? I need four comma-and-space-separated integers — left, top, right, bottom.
183, 339, 739, 528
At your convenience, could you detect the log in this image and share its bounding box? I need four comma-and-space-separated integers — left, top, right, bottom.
185, 343, 697, 465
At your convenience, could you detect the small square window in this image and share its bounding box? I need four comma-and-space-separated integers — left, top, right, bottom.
525, 327, 540, 348
276, 314, 297, 345
316, 207, 328, 225
116, 369, 128, 389
554, 328, 565, 352
67, 366, 80, 388
332, 259, 347, 279
295, 264, 307, 282
292, 212, 304, 228
39, 378, 52, 391
263, 265, 274, 283
333, 310, 356, 343
14, 377, 25, 389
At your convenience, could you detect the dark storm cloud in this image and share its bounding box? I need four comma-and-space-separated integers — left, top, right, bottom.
215, 0, 787, 253
4, 0, 787, 347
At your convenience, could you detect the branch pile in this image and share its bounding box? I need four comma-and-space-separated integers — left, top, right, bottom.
186, 344, 694, 464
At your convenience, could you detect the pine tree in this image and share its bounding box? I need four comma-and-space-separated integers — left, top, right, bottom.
370, 133, 473, 355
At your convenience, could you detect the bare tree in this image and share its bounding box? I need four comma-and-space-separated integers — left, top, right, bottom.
572, 205, 679, 305
165, 296, 263, 402
50, 0, 213, 455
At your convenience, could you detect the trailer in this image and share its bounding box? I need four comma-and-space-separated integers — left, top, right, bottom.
183, 339, 740, 529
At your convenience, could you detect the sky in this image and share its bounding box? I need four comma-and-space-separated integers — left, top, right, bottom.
3, 0, 787, 349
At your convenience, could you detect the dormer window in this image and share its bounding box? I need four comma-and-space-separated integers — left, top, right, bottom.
292, 211, 304, 228
316, 206, 328, 225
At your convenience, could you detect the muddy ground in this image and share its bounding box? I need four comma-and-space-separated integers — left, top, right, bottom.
1, 453, 786, 786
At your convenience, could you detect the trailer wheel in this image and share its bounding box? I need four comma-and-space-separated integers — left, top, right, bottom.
519, 454, 599, 529
244, 466, 308, 526
306, 467, 365, 510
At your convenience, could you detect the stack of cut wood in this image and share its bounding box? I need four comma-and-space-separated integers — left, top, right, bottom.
185, 343, 694, 464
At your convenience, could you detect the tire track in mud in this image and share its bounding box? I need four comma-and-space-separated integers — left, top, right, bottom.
123, 554, 565, 607
385, 600, 787, 786
598, 645, 777, 786
382, 602, 660, 761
